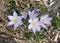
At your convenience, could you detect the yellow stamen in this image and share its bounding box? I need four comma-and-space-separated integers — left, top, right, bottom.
30, 14, 34, 18
32, 21, 38, 27
23, 14, 27, 17
13, 18, 18, 23
41, 18, 46, 22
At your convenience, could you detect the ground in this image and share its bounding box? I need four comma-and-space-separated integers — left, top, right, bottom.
0, 0, 60, 43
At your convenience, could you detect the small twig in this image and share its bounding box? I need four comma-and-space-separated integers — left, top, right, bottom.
54, 32, 59, 42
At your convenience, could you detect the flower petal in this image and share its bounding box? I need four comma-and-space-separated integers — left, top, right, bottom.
19, 21, 23, 25
34, 18, 39, 21
22, 16, 26, 19
7, 21, 14, 26
20, 12, 23, 14
32, 28, 36, 34
44, 14, 49, 18
36, 26, 41, 32
32, 10, 36, 14
18, 16, 22, 20
28, 19, 33, 23
40, 22, 47, 29
45, 21, 51, 24
20, 11, 27, 19
35, 13, 39, 17
28, 11, 31, 15
13, 10, 18, 17
48, 17, 53, 21
14, 22, 20, 30
28, 24, 32, 30
8, 16, 14, 20
41, 14, 49, 19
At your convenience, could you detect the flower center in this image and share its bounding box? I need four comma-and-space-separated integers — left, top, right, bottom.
30, 14, 34, 18
13, 18, 18, 23
41, 18, 46, 23
23, 14, 27, 17
32, 21, 38, 27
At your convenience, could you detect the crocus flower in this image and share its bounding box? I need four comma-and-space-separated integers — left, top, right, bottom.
20, 11, 27, 19
28, 18, 41, 34
39, 14, 53, 29
28, 10, 39, 19
40, 14, 53, 25
7, 10, 23, 30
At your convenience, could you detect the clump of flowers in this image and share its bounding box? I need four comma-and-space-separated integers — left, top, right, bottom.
7, 9, 53, 34
6, 0, 60, 42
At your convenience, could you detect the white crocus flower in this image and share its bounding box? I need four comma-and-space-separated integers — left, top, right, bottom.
7, 10, 23, 30
20, 11, 27, 19
40, 14, 53, 25
28, 10, 39, 19
39, 14, 53, 29
28, 18, 41, 34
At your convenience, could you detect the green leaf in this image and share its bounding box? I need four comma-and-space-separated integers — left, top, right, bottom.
33, 32, 45, 40
7, 8, 13, 15
9, 0, 17, 9
24, 32, 33, 39
52, 15, 60, 28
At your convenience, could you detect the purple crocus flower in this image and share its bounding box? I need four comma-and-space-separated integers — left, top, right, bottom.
40, 14, 53, 25
20, 11, 27, 19
38, 14, 53, 29
28, 18, 41, 34
7, 10, 23, 30
28, 10, 39, 19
